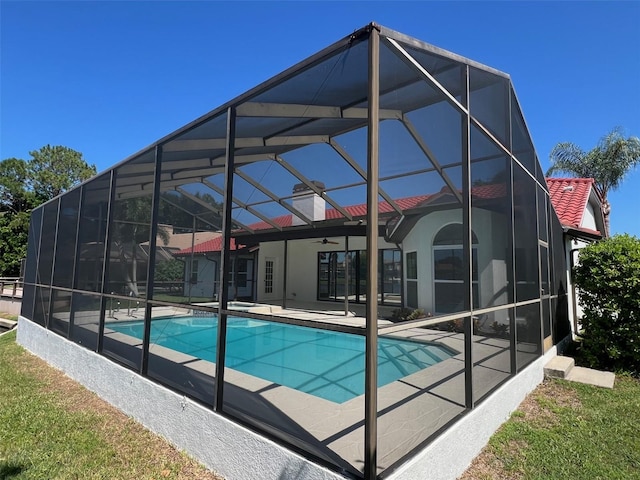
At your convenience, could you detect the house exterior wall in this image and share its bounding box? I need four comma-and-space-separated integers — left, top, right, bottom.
256, 241, 286, 303
401, 208, 503, 314
184, 254, 255, 301
184, 256, 218, 299
403, 210, 458, 313
566, 237, 590, 332
256, 237, 397, 305
583, 202, 597, 231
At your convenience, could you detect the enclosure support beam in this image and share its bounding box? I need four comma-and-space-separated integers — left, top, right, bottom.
507, 89, 518, 376
329, 139, 403, 216
282, 239, 288, 310
364, 25, 380, 480
141, 144, 163, 375
214, 107, 236, 412
461, 66, 474, 410
45, 199, 61, 329
202, 178, 283, 231
344, 236, 350, 317
188, 216, 196, 305
274, 155, 353, 221
68, 185, 85, 336
97, 170, 117, 354
235, 169, 314, 225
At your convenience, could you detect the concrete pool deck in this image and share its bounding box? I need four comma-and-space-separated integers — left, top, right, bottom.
18, 313, 552, 480
76, 314, 519, 473
32, 303, 537, 477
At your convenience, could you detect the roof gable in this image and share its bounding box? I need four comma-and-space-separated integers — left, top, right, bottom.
546, 177, 602, 235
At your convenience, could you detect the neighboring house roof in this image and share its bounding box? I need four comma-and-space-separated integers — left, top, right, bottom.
546, 177, 604, 238
175, 234, 241, 256
141, 230, 219, 251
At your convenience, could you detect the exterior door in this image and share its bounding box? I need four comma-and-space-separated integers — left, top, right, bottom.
263, 257, 277, 300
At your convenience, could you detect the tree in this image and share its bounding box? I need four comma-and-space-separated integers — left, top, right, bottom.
109, 197, 170, 297
546, 127, 640, 236
0, 158, 36, 213
0, 145, 96, 276
29, 145, 96, 203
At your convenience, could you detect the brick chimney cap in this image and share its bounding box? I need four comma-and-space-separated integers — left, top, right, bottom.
293, 181, 325, 194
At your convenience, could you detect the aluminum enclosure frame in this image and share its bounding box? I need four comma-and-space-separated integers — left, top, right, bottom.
19, 23, 570, 480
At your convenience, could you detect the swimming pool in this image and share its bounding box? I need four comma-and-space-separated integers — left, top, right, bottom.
110, 316, 455, 403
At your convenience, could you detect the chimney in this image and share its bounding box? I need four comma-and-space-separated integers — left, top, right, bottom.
292, 181, 326, 226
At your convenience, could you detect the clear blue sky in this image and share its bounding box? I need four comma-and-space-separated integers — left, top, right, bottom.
2, 1, 639, 235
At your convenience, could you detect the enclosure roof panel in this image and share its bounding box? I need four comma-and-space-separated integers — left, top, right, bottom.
84, 23, 510, 178
37, 21, 543, 241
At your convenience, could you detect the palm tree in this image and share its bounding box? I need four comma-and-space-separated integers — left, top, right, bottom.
546, 127, 640, 236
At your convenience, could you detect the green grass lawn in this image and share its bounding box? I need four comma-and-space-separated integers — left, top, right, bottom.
4, 322, 639, 480
0, 330, 223, 480
462, 376, 640, 479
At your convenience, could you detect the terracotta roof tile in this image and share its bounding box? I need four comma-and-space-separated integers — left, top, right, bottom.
175, 235, 241, 256
546, 177, 596, 229
179, 183, 553, 255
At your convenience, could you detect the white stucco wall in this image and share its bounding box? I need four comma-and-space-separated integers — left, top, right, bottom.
17, 316, 562, 480
184, 256, 218, 298
285, 238, 351, 302
256, 237, 396, 305
16, 318, 344, 480
582, 202, 597, 231
566, 237, 590, 332
388, 344, 560, 480
401, 208, 506, 314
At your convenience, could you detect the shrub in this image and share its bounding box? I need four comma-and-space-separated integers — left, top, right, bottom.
389, 308, 426, 323
573, 234, 640, 375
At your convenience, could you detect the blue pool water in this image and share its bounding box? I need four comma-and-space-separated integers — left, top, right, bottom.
110, 316, 455, 403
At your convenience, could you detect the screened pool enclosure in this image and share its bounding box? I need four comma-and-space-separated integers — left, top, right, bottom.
21, 23, 569, 479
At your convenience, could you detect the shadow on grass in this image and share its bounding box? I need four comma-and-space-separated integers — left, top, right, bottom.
0, 460, 25, 478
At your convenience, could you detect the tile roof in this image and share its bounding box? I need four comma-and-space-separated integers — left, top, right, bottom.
177, 180, 591, 255
176, 194, 434, 255
141, 230, 219, 250
244, 194, 434, 231
546, 177, 598, 230
175, 234, 241, 256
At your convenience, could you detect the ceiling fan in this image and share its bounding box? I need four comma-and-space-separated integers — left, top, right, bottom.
314, 238, 339, 245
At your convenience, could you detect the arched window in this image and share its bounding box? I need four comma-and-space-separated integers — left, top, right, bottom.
433, 224, 479, 313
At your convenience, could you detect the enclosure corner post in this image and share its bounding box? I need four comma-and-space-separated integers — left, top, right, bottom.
214, 106, 236, 411
365, 24, 380, 480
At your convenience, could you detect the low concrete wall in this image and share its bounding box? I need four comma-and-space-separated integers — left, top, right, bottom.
388, 346, 557, 480
16, 317, 344, 480
17, 316, 555, 480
